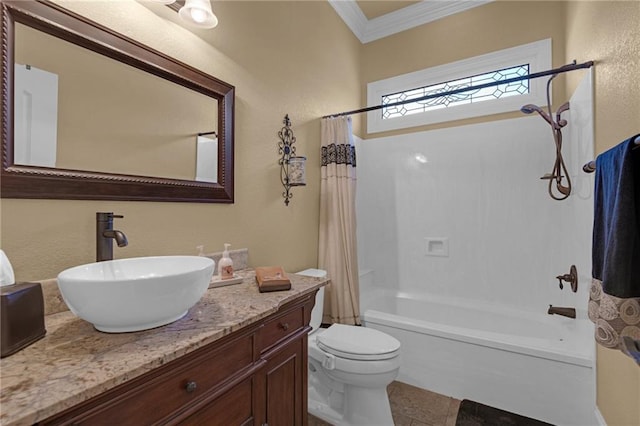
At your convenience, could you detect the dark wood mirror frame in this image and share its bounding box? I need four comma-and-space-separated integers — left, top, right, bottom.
1, 0, 234, 203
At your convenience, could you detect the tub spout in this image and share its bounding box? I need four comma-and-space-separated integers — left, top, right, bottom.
547, 305, 576, 319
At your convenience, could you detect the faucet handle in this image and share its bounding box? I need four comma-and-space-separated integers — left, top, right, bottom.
97, 212, 124, 221
554, 265, 578, 293
568, 264, 578, 293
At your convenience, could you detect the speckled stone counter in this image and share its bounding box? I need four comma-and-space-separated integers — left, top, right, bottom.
0, 270, 326, 426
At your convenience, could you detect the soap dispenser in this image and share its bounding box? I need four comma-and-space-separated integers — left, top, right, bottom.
218, 243, 234, 279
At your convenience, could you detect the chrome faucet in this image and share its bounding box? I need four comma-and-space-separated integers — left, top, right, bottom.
547, 305, 576, 319
96, 212, 128, 262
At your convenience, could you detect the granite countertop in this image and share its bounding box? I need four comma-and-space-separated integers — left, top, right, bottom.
0, 269, 327, 426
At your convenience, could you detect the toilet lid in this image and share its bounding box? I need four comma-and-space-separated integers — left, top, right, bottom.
316, 324, 401, 361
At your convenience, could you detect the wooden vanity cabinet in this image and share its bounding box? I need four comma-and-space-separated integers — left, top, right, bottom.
38, 291, 316, 426
256, 299, 308, 426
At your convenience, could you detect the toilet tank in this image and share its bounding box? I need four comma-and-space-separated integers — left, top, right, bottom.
295, 269, 326, 332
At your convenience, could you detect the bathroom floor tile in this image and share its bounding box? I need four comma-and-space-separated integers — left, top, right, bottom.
392, 412, 414, 426
308, 414, 332, 426
445, 398, 462, 426
308, 381, 461, 426
388, 381, 457, 426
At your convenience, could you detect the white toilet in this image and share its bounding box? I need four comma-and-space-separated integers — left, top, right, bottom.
297, 269, 401, 426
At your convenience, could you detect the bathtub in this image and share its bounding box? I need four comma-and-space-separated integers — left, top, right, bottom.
361, 288, 597, 426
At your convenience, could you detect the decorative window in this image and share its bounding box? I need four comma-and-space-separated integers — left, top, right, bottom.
381, 64, 530, 119
367, 39, 551, 133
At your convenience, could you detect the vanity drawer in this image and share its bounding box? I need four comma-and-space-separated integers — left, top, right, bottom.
179, 377, 254, 426
43, 333, 255, 425
258, 305, 304, 353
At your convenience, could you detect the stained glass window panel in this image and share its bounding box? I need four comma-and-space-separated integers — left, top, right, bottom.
382, 65, 530, 119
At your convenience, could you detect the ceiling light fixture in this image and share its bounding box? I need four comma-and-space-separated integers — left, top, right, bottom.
179, 0, 218, 29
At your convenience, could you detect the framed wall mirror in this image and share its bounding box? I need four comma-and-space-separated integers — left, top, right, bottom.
1, 0, 235, 203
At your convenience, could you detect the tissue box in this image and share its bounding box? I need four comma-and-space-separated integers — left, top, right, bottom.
1, 282, 46, 358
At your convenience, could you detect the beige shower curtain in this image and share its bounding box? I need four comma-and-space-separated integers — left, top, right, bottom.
319, 116, 361, 325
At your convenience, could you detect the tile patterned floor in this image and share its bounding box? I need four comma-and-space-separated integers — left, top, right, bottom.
308, 381, 460, 426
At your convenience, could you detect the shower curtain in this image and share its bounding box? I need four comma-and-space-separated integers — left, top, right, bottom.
318, 116, 361, 325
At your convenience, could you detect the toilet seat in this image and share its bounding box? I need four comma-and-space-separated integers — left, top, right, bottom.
316, 324, 400, 361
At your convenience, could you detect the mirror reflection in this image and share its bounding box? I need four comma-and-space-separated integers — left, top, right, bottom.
14, 23, 219, 182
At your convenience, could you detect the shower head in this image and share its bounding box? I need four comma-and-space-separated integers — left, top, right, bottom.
520, 104, 542, 114
520, 104, 554, 127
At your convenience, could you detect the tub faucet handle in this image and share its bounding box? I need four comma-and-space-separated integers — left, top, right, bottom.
555, 265, 578, 292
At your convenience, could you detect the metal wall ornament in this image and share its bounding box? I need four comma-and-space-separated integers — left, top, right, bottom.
278, 115, 306, 206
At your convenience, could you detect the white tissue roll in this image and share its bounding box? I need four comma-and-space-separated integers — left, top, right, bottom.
0, 249, 16, 286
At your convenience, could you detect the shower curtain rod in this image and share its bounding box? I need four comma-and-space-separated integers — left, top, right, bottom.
322, 60, 594, 119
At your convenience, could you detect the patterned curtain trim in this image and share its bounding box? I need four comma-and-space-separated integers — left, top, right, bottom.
589, 278, 640, 360
321, 143, 356, 167
322, 313, 361, 326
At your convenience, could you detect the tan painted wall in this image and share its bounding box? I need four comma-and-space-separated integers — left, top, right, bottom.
565, 2, 640, 425
0, 0, 361, 281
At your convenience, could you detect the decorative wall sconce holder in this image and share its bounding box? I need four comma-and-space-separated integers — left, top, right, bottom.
278, 114, 306, 206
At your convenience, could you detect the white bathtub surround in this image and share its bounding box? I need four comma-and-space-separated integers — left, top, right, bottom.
363, 289, 595, 425
356, 72, 596, 425
319, 116, 361, 325
356, 114, 593, 311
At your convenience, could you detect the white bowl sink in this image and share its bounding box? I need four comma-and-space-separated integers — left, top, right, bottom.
57, 256, 215, 333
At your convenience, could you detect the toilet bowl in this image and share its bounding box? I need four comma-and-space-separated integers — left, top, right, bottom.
297, 269, 401, 426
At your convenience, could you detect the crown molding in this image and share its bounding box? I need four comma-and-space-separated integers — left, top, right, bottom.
328, 0, 368, 41
329, 0, 493, 44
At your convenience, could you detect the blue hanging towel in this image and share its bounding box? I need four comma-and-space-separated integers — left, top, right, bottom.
592, 134, 640, 297
589, 134, 640, 359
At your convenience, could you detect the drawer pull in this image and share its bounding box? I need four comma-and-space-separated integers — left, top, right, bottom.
279, 322, 289, 331
185, 381, 197, 393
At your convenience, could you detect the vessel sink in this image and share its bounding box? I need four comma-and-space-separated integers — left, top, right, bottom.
57, 256, 215, 333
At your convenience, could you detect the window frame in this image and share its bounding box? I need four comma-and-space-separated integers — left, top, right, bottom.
366, 39, 552, 133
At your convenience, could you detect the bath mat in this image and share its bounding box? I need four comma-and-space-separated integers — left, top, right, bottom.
455, 400, 553, 426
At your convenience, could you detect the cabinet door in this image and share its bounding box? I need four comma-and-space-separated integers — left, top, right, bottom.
263, 336, 306, 426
